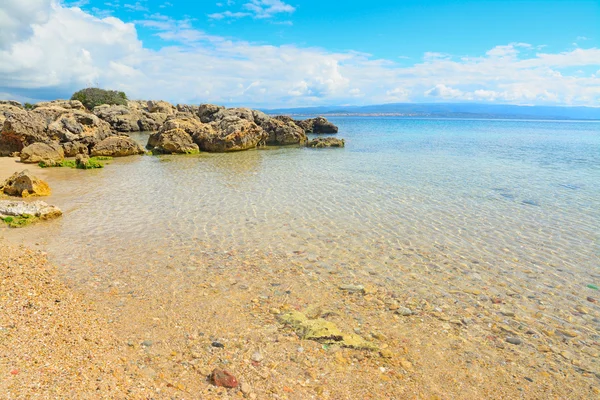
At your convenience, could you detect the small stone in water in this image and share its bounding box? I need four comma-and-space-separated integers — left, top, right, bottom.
339, 284, 365, 293
212, 341, 225, 348
395, 307, 413, 316
251, 351, 263, 362
587, 297, 597, 303
240, 382, 251, 394
506, 337, 522, 345
297, 346, 304, 353
210, 369, 238, 388
587, 284, 599, 290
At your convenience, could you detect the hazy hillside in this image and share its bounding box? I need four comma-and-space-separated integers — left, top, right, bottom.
265, 103, 600, 120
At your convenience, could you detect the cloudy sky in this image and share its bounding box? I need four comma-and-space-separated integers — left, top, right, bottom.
0, 0, 599, 107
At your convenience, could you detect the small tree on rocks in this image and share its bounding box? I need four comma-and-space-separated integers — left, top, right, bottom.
71, 88, 128, 110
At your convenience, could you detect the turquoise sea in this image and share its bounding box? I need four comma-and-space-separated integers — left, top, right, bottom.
11, 117, 600, 282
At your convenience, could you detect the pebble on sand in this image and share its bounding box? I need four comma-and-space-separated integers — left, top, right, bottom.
210, 369, 239, 388
506, 337, 522, 345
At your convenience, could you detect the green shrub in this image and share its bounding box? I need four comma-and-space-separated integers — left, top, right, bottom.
71, 88, 128, 110
24, 102, 34, 110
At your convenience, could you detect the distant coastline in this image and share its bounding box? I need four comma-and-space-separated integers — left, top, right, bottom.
265, 102, 600, 121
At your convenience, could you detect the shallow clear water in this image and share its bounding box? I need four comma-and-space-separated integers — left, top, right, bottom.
7, 118, 600, 293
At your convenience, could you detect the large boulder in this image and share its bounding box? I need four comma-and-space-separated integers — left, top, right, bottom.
196, 116, 267, 152
20, 142, 64, 165
1, 170, 51, 197
147, 128, 199, 154
295, 116, 338, 134
91, 136, 145, 157
47, 110, 112, 145
261, 118, 306, 145
306, 137, 345, 148
0, 110, 50, 155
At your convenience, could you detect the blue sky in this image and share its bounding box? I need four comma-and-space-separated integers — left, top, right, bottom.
0, 0, 599, 107
126, 0, 600, 59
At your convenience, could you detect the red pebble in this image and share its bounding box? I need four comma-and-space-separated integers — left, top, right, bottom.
587, 297, 597, 303
10, 369, 19, 375
210, 369, 238, 388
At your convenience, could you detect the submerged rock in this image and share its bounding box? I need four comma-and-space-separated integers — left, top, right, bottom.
1, 170, 51, 197
20, 142, 64, 165
91, 136, 145, 157
307, 137, 345, 148
280, 310, 377, 350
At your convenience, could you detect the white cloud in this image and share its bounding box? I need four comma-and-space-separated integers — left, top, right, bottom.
0, 0, 599, 107
424, 84, 464, 99
208, 10, 251, 20
209, 0, 295, 20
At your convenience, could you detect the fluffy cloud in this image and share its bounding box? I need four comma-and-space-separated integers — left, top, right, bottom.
209, 0, 295, 20
0, 1, 599, 107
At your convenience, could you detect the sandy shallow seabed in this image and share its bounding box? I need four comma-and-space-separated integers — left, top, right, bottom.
1, 159, 600, 399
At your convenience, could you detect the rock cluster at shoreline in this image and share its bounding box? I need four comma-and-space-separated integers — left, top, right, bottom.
0, 99, 341, 160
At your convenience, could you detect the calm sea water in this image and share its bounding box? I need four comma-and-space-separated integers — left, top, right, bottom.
8, 117, 600, 287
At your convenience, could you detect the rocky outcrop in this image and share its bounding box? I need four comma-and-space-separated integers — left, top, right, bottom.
34, 100, 86, 111
0, 101, 24, 129
91, 136, 145, 157
47, 110, 112, 147
261, 118, 307, 145
198, 117, 266, 152
295, 116, 338, 134
0, 200, 62, 220
147, 100, 176, 114
93, 100, 174, 133
147, 112, 267, 153
1, 170, 51, 197
306, 137, 345, 148
0, 110, 49, 155
20, 142, 65, 165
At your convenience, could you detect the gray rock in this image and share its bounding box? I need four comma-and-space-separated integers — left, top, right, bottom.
396, 307, 414, 316
506, 337, 522, 345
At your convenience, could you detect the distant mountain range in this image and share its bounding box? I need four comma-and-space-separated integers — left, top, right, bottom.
264, 103, 600, 121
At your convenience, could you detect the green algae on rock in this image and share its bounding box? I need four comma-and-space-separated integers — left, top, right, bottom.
279, 310, 377, 350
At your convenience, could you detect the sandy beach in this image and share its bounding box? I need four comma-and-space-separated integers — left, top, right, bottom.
1, 237, 598, 399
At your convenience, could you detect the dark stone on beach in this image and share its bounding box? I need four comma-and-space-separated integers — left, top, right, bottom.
211, 341, 225, 348
210, 368, 238, 388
